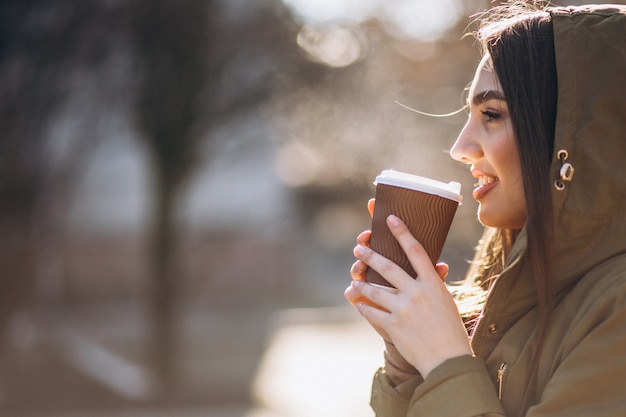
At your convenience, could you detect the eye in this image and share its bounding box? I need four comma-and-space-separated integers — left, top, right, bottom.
481, 110, 501, 121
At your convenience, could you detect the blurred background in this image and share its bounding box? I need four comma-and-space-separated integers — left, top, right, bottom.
1, 0, 619, 416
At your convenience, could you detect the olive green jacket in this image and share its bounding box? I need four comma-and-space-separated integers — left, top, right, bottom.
370, 5, 626, 416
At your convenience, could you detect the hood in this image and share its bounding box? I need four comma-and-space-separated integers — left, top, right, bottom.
550, 4, 626, 283
472, 5, 626, 357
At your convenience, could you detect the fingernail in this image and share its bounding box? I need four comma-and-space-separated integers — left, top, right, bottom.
387, 214, 400, 227
352, 280, 361, 287
354, 245, 366, 256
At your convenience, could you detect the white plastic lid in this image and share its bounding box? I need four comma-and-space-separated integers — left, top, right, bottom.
374, 170, 463, 204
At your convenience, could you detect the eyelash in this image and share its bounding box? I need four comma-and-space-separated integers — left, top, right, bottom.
482, 110, 501, 121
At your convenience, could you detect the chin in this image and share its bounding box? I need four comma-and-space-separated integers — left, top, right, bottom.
477, 208, 526, 230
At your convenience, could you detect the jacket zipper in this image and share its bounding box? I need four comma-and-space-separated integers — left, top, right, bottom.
497, 362, 508, 400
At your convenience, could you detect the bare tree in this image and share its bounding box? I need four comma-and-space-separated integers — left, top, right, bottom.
129, 0, 213, 387
128, 0, 303, 388
0, 0, 115, 345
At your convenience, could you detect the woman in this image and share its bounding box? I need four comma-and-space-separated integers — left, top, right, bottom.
344, 3, 626, 416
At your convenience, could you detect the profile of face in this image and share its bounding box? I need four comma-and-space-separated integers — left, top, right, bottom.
450, 54, 527, 230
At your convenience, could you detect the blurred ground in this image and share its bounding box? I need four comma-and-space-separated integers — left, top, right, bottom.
0, 212, 479, 417
0, 244, 383, 417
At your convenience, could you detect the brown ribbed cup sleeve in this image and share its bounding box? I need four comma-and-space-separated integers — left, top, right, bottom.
365, 184, 459, 288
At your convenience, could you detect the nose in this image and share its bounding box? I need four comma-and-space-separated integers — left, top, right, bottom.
450, 121, 482, 164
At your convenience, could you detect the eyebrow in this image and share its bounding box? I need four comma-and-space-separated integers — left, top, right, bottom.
471, 90, 506, 106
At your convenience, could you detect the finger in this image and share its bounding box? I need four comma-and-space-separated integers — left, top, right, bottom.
386, 215, 435, 282
344, 281, 387, 311
435, 263, 449, 283
355, 292, 392, 326
356, 230, 372, 247
352, 281, 394, 313
350, 259, 368, 281
345, 285, 391, 339
355, 280, 396, 309
354, 244, 411, 291
345, 283, 376, 307
367, 198, 375, 218
344, 282, 361, 305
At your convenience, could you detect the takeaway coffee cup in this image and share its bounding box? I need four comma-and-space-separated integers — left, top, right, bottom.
365, 170, 462, 288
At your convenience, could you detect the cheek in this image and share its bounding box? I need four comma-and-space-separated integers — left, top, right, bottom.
490, 133, 527, 227
494, 131, 521, 180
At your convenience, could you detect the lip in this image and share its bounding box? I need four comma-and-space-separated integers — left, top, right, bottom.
471, 168, 499, 201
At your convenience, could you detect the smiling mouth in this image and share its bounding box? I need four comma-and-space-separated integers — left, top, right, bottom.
475, 176, 498, 187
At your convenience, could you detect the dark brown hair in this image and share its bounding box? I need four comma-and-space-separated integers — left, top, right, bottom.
472, 4, 558, 411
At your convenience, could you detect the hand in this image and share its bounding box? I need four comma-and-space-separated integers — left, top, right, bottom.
344, 200, 452, 382
345, 237, 449, 320
344, 198, 376, 306
348, 214, 472, 378
344, 199, 448, 318
344, 200, 393, 340
345, 198, 448, 292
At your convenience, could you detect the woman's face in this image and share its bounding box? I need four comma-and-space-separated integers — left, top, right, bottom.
450, 55, 527, 229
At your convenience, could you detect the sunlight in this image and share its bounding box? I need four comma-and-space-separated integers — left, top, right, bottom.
380, 0, 463, 41
252, 308, 382, 417
281, 0, 378, 24
297, 25, 365, 67
282, 0, 463, 41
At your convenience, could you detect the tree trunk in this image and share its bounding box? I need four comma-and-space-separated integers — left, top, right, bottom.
150, 171, 180, 390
